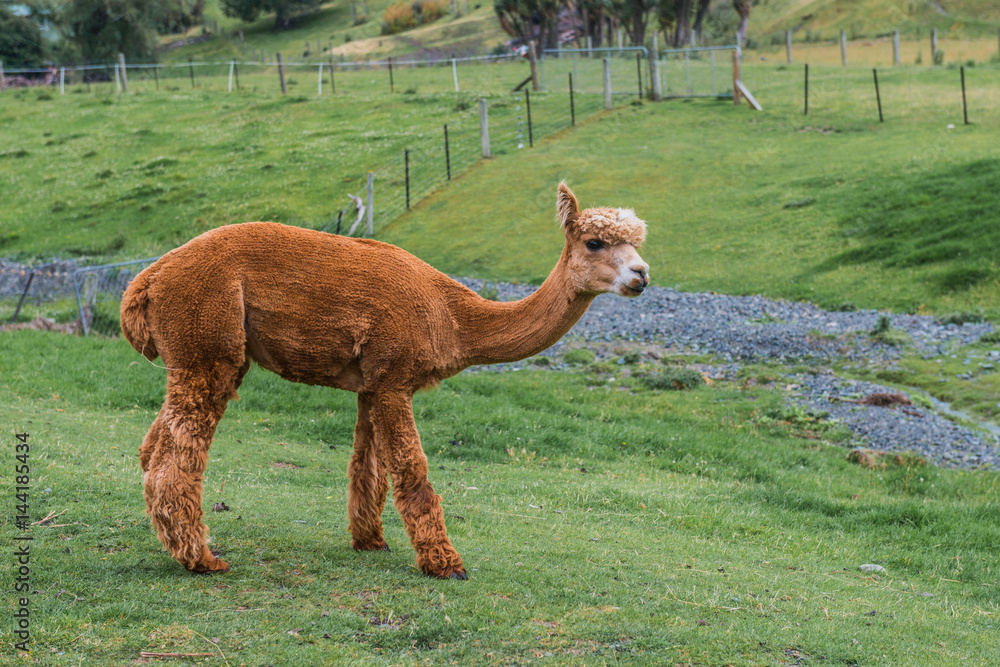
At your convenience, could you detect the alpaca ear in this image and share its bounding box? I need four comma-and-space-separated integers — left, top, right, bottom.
556, 181, 580, 230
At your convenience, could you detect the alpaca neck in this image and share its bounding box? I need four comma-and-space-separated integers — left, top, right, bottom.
455, 249, 596, 367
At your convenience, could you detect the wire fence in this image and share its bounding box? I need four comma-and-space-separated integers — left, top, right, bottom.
72, 257, 161, 336
741, 61, 1000, 126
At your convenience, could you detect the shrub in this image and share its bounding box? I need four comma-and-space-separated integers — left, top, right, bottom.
937, 312, 985, 326
563, 349, 595, 365
869, 315, 910, 347
381, 3, 415, 34
416, 0, 447, 22
643, 369, 704, 391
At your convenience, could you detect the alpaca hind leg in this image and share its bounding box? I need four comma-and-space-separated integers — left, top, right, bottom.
144, 363, 243, 574
348, 393, 390, 551
371, 393, 466, 580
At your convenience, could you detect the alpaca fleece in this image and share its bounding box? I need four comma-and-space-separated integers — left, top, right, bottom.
121, 183, 649, 579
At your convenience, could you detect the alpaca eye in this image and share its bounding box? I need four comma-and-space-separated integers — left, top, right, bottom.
585, 240, 604, 251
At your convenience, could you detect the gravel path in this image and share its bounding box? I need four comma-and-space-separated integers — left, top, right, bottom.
457, 279, 1000, 470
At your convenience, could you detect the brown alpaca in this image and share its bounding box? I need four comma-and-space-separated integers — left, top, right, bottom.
120, 183, 649, 579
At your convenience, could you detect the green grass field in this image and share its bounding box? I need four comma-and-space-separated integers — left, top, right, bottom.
3, 331, 999, 666
3, 39, 1000, 665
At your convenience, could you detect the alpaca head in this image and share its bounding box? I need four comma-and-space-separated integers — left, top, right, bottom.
556, 182, 650, 298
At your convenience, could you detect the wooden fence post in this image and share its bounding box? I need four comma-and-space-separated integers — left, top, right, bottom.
732, 50, 741, 106
893, 30, 900, 66
568, 72, 575, 125
931, 28, 938, 62
603, 57, 612, 109
366, 172, 374, 236
840, 30, 847, 66
329, 57, 335, 92
189, 58, 195, 87
786, 31, 793, 64
479, 98, 491, 158
118, 53, 128, 92
277, 52, 287, 94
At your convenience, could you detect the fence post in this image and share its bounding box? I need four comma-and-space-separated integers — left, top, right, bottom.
154, 65, 159, 89
840, 30, 847, 66
388, 56, 394, 92
684, 50, 691, 95
189, 58, 196, 88
961, 66, 969, 125
711, 49, 716, 95
873, 68, 883, 122
404, 149, 410, 209
10, 272, 34, 324
479, 98, 490, 158
366, 171, 374, 236
317, 62, 323, 95
444, 124, 451, 180
0, 61, 5, 89
587, 35, 593, 55
804, 63, 809, 115
651, 53, 661, 101
604, 57, 612, 109
529, 40, 540, 91
893, 30, 900, 66
931, 28, 938, 62
452, 58, 459, 91
732, 49, 741, 105
59, 67, 65, 94
786, 31, 793, 64
635, 53, 642, 98
229, 61, 235, 92
525, 89, 533, 146
568, 72, 575, 125
277, 52, 287, 94
114, 64, 121, 93
329, 56, 335, 92
118, 53, 128, 93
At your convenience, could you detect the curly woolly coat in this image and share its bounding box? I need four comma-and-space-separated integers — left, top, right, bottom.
121, 183, 649, 579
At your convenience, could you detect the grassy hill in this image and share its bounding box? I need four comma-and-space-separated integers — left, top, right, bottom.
161, 0, 508, 64
747, 0, 1000, 43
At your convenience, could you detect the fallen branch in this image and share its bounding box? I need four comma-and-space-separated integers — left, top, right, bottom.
32, 509, 68, 525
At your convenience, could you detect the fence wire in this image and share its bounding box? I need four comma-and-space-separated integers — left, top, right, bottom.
73, 257, 161, 336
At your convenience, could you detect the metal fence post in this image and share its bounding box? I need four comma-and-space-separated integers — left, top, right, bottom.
277, 53, 286, 94
840, 30, 847, 66
479, 98, 490, 158
526, 89, 534, 146
189, 57, 196, 88
404, 149, 410, 209
786, 31, 793, 64
229, 61, 235, 92
444, 124, 451, 180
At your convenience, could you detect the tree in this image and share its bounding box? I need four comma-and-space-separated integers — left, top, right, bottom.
63, 0, 158, 63
0, 6, 46, 66
494, 0, 562, 90
152, 0, 205, 34
733, 0, 754, 47
221, 0, 322, 30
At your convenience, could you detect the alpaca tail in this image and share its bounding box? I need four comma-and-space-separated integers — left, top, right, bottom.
120, 268, 159, 361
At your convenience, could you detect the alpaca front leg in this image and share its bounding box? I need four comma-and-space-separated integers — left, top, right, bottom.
348, 393, 390, 551
144, 414, 228, 574
371, 393, 466, 580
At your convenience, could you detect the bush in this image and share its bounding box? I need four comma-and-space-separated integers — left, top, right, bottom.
382, 2, 415, 34
563, 349, 595, 365
643, 369, 704, 391
869, 315, 910, 347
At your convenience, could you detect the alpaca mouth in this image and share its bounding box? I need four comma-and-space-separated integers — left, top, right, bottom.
623, 283, 646, 296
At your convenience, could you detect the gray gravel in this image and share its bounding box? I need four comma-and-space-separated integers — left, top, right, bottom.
458, 279, 1000, 470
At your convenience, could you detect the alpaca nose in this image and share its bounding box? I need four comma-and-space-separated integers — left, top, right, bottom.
631, 263, 649, 289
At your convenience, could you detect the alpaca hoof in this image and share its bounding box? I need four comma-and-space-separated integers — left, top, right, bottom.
426, 564, 467, 580
353, 539, 390, 552
188, 556, 230, 574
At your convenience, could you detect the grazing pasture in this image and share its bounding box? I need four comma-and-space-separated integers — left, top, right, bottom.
2, 331, 999, 665
2, 54, 999, 665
